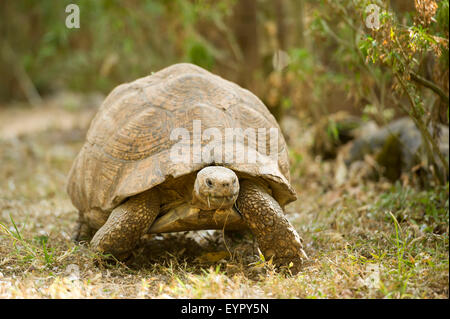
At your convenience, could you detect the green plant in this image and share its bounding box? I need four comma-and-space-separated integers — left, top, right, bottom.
0, 215, 55, 267
359, 0, 449, 184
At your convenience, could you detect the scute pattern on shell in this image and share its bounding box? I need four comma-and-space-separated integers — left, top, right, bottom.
67, 63, 296, 214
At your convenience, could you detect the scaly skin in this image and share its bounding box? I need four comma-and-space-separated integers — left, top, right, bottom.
90, 188, 160, 259
236, 180, 307, 273
72, 219, 94, 243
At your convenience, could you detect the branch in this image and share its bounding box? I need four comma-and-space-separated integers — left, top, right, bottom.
410, 72, 449, 105
395, 73, 449, 184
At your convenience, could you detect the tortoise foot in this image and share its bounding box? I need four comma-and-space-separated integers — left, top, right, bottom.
72, 218, 94, 243
236, 180, 307, 274
90, 189, 160, 260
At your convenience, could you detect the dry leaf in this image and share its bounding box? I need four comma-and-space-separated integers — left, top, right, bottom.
195, 251, 229, 263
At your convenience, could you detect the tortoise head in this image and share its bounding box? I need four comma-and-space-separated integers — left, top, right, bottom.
192, 166, 239, 210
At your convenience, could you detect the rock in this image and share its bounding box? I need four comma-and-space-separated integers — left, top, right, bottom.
344, 117, 449, 182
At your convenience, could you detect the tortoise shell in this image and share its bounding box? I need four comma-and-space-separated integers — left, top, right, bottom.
67, 63, 296, 214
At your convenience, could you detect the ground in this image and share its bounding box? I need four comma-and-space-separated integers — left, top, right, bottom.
0, 93, 448, 298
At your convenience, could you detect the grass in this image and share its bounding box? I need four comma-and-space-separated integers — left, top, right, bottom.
0, 98, 448, 299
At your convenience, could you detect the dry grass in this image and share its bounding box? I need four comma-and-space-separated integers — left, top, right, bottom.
0, 96, 448, 299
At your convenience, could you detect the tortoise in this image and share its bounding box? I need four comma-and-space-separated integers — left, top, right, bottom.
67, 63, 307, 271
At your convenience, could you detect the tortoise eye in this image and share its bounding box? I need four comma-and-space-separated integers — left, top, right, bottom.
206, 178, 213, 187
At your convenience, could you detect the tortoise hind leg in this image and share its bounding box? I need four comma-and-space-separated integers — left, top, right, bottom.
90, 188, 160, 260
236, 180, 307, 274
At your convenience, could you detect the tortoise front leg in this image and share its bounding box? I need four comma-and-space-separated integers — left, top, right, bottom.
236, 180, 307, 273
90, 189, 160, 260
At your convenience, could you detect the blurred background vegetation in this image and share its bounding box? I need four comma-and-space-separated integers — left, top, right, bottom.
1, 0, 449, 186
